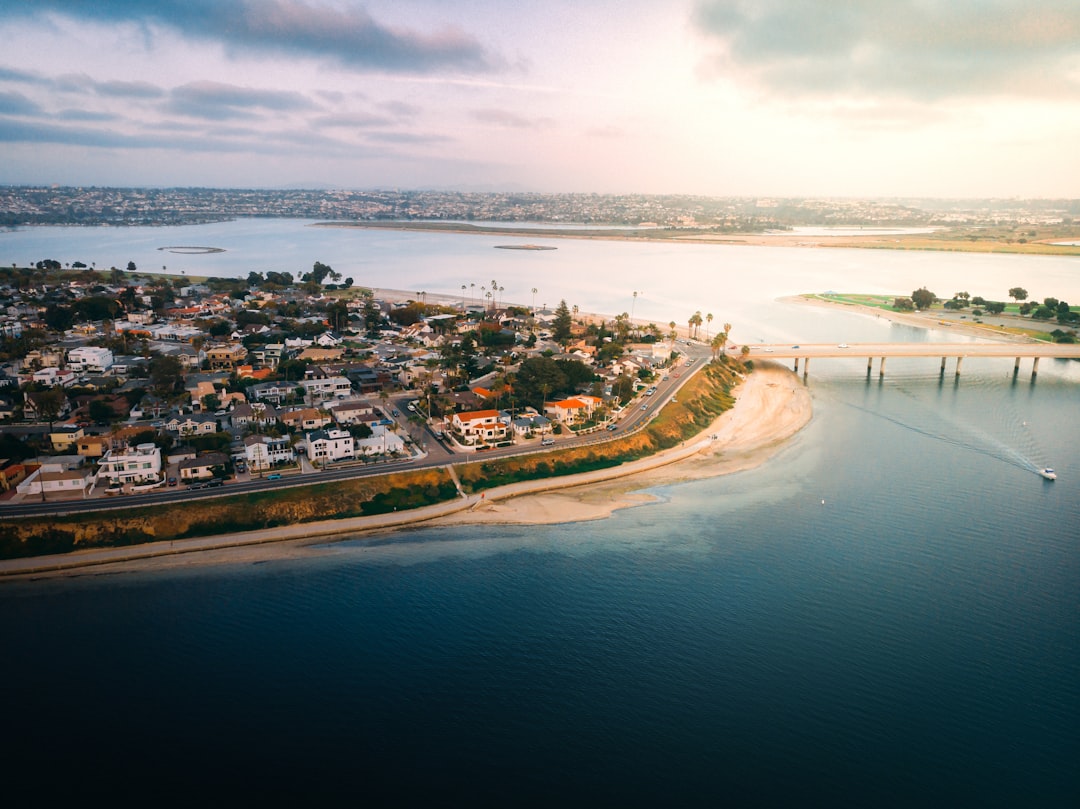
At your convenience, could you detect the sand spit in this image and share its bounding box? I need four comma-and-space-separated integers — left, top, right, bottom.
0, 366, 810, 581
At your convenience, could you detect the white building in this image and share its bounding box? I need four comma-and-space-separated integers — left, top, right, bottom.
354, 424, 406, 456
300, 375, 353, 402
306, 428, 355, 464
449, 409, 511, 447
243, 434, 296, 470
67, 346, 114, 373
96, 443, 163, 485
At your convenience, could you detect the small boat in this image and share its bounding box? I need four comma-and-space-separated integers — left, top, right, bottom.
1039, 468, 1057, 480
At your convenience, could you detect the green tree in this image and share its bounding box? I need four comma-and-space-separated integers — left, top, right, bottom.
553, 300, 573, 344
1008, 287, 1028, 302
911, 287, 936, 310
149, 354, 183, 398
88, 399, 115, 424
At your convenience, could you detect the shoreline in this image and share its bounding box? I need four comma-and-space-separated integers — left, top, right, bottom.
0, 365, 810, 582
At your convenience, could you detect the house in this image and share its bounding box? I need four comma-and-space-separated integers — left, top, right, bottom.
23, 390, 72, 421
448, 409, 511, 447
248, 381, 295, 406
281, 407, 332, 432
354, 423, 406, 456
165, 414, 219, 436
315, 331, 343, 347
242, 434, 295, 470
250, 343, 286, 369
67, 345, 114, 373
544, 395, 603, 426
187, 380, 222, 410
0, 395, 15, 421
205, 342, 248, 371
0, 460, 32, 491
306, 428, 355, 463
178, 451, 230, 482
297, 347, 344, 363
230, 401, 279, 430
49, 424, 85, 453
326, 398, 375, 425
511, 413, 553, 437
76, 435, 111, 458
96, 443, 163, 486
299, 374, 352, 402
17, 466, 93, 498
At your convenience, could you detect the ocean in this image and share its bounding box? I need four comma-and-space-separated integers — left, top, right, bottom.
1, 221, 1078, 805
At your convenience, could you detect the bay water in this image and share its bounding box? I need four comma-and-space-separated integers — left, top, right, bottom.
1, 221, 1077, 805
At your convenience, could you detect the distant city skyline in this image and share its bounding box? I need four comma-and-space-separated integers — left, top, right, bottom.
1, 1, 1077, 198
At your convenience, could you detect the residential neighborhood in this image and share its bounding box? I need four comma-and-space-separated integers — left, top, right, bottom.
0, 261, 693, 504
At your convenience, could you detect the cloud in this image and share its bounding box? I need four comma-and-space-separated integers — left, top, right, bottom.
471, 108, 552, 129
57, 109, 119, 122
96, 80, 165, 99
168, 80, 317, 119
313, 112, 394, 128
0, 0, 497, 74
693, 0, 1080, 101
0, 116, 351, 156
0, 91, 41, 115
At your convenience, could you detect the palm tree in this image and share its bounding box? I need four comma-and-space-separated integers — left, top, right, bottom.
668, 321, 677, 350
470, 282, 475, 305
461, 284, 467, 310
706, 313, 713, 340
690, 311, 702, 339
710, 332, 727, 359
531, 287, 538, 312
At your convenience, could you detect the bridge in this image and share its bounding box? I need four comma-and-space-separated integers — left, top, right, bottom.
743, 342, 1080, 379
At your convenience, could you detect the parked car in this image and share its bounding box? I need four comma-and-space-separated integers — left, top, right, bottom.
267, 473, 282, 480
541, 437, 555, 446
167, 477, 177, 486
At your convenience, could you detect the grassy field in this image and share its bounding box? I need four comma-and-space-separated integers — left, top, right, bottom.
807, 293, 1063, 342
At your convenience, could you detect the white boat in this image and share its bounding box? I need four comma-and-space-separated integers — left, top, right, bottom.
1040, 468, 1057, 480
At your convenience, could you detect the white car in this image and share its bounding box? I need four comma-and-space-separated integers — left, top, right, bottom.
838, 343, 849, 348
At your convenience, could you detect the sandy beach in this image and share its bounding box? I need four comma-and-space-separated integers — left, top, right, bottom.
0, 364, 811, 580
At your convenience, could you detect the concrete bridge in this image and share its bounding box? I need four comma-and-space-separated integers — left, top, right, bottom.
744, 342, 1080, 379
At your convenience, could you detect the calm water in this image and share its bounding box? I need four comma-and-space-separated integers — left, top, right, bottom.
2, 223, 1078, 805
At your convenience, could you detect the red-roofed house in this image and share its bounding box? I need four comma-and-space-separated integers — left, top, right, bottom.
448, 409, 510, 448
544, 395, 603, 426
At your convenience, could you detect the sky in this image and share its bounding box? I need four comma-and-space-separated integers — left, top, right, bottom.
0, 0, 1077, 197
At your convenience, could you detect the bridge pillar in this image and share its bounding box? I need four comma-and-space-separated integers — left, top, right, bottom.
1032, 357, 1040, 379
793, 358, 799, 373
1014, 357, 1021, 373
941, 357, 947, 373
879, 356, 886, 377
803, 358, 810, 376
867, 357, 873, 375
955, 356, 963, 377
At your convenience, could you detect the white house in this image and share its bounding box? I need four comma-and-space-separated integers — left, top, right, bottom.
67, 346, 114, 373
243, 434, 295, 470
354, 423, 406, 456
300, 375, 352, 402
306, 428, 355, 464
449, 409, 511, 447
96, 443, 163, 486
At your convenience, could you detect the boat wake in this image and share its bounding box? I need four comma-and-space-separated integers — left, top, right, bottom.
843, 400, 1047, 477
